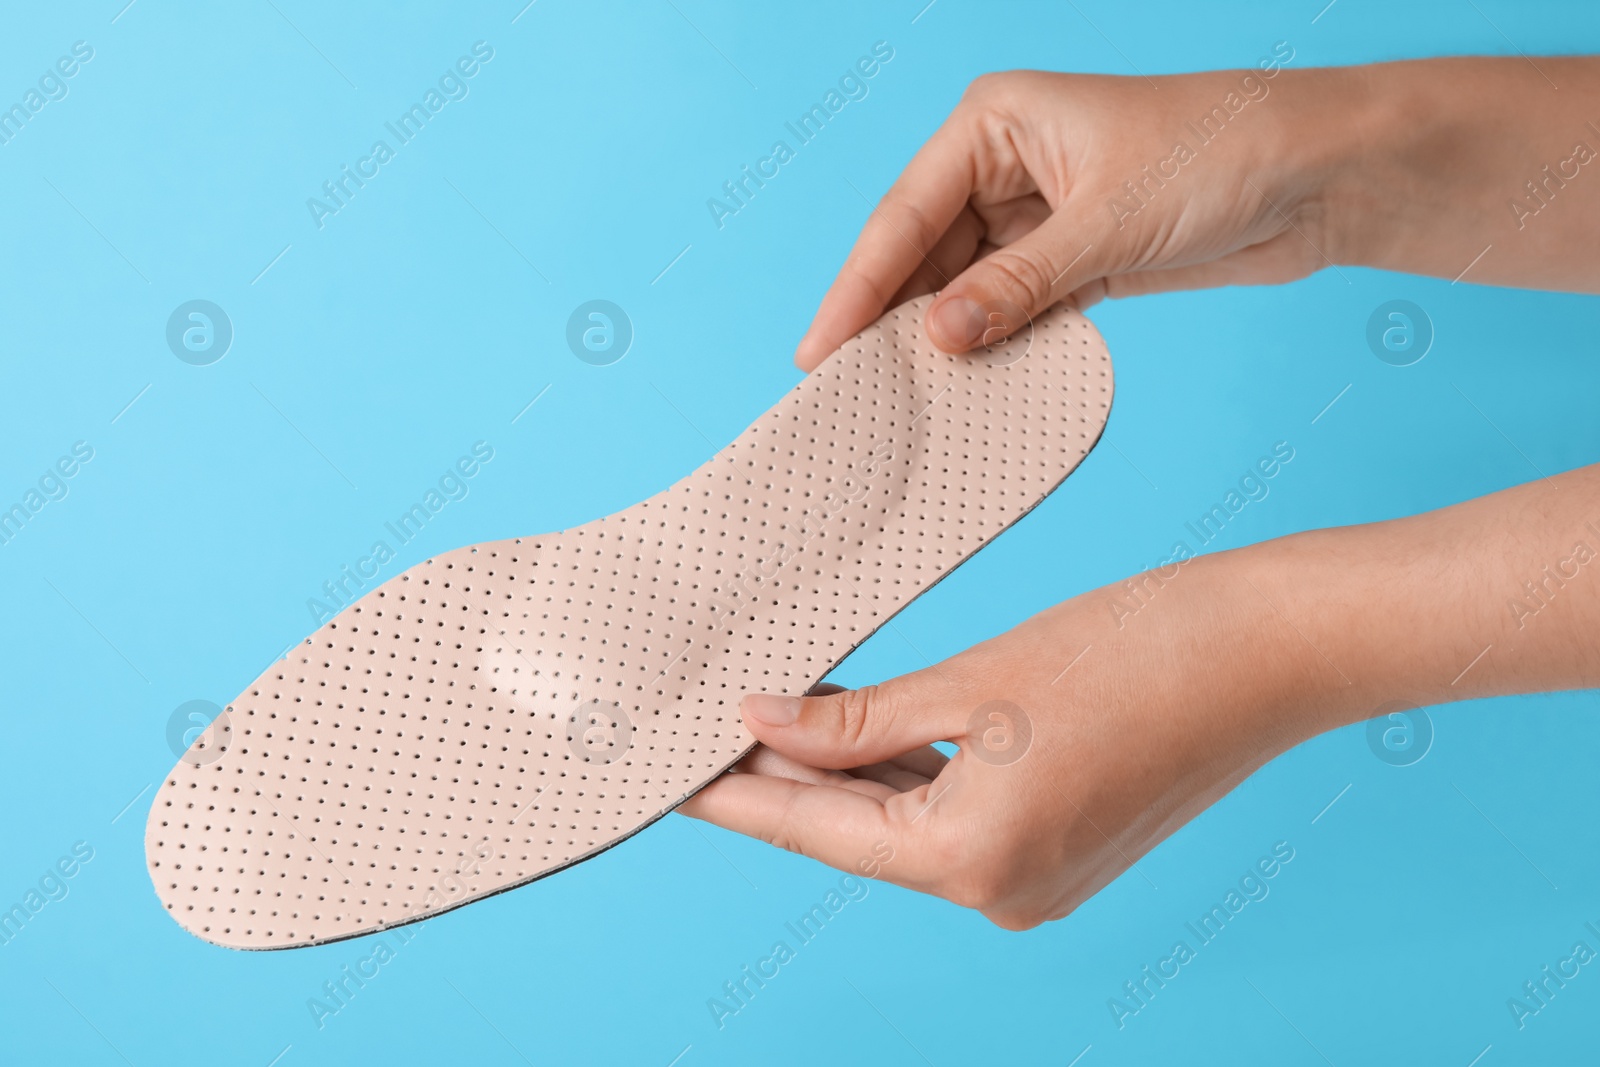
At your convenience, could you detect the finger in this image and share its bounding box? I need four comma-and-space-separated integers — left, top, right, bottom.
732, 747, 904, 801
734, 734, 947, 787
889, 204, 986, 307
924, 213, 1100, 353
847, 761, 933, 792
883, 744, 951, 780
731, 743, 846, 786
739, 667, 969, 770
970, 192, 1052, 247
678, 772, 940, 889
886, 194, 1050, 308
795, 122, 976, 371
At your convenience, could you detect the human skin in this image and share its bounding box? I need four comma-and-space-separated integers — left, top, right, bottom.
678, 57, 1600, 930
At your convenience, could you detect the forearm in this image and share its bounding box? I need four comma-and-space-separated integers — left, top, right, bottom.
1223, 464, 1600, 739
1287, 56, 1600, 291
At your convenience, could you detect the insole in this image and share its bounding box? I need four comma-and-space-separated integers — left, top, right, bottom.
146, 295, 1113, 949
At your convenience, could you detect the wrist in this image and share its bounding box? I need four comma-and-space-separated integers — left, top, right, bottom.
1256, 62, 1402, 271
1215, 525, 1415, 738
1161, 520, 1453, 747
1121, 546, 1346, 759
1305, 59, 1469, 272
1293, 56, 1600, 281
1211, 467, 1600, 739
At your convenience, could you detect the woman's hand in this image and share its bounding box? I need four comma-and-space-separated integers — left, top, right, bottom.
681, 469, 1600, 927
713, 51, 1600, 926
794, 56, 1325, 368
684, 547, 1313, 929
794, 56, 1600, 370
683, 519, 1347, 930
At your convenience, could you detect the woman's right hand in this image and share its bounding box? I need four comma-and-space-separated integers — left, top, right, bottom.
793, 49, 1342, 368
792, 54, 1600, 371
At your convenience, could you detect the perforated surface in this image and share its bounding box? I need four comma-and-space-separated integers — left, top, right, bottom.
146, 296, 1114, 949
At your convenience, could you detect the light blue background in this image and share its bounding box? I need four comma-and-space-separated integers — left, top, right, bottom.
2, 1, 1597, 1063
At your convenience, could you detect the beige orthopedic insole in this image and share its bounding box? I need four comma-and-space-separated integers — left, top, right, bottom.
146, 296, 1113, 949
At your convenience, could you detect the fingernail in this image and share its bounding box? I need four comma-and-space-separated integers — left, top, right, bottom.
742, 693, 802, 726
929, 296, 981, 353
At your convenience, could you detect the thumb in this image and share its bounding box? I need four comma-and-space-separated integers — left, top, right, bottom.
924, 216, 1099, 353
740, 670, 967, 770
